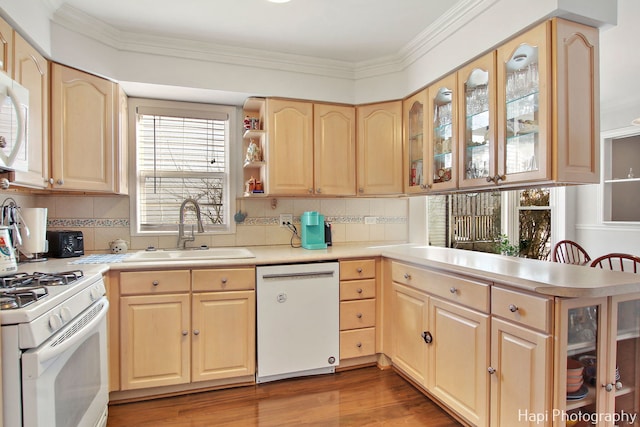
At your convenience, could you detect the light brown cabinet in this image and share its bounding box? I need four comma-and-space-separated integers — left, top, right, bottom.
12, 32, 49, 188
51, 63, 127, 193
357, 101, 403, 195
404, 89, 427, 194
0, 17, 13, 76
428, 73, 458, 192
339, 259, 377, 361
242, 97, 267, 196
264, 98, 355, 196
113, 267, 255, 398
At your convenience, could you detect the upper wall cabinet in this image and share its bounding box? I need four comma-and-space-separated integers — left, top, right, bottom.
11, 32, 50, 189
51, 63, 127, 194
428, 74, 458, 192
458, 52, 497, 189
404, 89, 427, 194
492, 18, 599, 189
0, 17, 13, 76
263, 98, 356, 197
357, 101, 403, 195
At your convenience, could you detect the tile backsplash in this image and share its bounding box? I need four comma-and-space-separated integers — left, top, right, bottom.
3, 193, 408, 253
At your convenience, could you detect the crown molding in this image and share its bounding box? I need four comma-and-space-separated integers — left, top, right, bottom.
51, 1, 491, 81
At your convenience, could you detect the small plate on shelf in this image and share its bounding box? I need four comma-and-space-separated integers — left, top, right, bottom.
567, 384, 589, 400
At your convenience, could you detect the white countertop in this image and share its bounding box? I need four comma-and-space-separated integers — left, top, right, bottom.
37, 243, 640, 299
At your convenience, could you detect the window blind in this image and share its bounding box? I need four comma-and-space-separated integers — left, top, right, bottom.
136, 112, 229, 231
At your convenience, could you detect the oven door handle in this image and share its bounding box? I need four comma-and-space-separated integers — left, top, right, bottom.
33, 298, 109, 366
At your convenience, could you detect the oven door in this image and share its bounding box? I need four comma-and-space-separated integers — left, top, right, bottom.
21, 297, 109, 427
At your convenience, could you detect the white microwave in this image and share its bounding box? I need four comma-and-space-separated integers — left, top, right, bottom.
0, 72, 28, 172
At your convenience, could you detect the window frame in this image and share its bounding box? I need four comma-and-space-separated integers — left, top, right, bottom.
128, 97, 238, 237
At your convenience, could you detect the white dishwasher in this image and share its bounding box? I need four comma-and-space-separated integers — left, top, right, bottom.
256, 262, 339, 383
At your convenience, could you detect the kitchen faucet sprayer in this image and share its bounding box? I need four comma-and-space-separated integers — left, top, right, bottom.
177, 198, 205, 249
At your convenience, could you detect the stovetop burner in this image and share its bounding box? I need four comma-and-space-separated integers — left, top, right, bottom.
0, 270, 84, 310
0, 286, 48, 309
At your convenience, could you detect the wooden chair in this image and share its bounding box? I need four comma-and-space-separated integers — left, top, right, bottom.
590, 253, 640, 273
551, 240, 592, 265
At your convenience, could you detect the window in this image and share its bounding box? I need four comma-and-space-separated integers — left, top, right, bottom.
129, 99, 236, 235
427, 187, 555, 260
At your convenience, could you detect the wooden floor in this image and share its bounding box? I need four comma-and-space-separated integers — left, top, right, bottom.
107, 367, 462, 426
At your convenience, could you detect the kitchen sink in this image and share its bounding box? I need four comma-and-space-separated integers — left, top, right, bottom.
124, 247, 255, 262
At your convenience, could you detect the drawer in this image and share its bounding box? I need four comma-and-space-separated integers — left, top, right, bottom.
391, 261, 489, 312
340, 299, 376, 330
340, 259, 376, 281
120, 270, 190, 295
340, 328, 376, 359
492, 286, 552, 333
192, 268, 255, 292
340, 279, 376, 301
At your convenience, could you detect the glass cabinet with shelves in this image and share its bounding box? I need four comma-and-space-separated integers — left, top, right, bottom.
557, 295, 640, 427
497, 23, 549, 185
428, 74, 457, 191
458, 52, 496, 189
404, 89, 427, 193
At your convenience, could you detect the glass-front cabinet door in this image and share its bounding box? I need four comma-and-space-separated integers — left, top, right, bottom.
458, 52, 496, 189
428, 74, 457, 191
607, 294, 640, 427
497, 22, 549, 185
403, 89, 428, 193
557, 298, 608, 427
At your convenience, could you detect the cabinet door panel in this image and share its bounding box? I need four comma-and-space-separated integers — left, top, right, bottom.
491, 318, 551, 427
428, 297, 489, 427
357, 101, 403, 195
12, 33, 49, 188
314, 103, 356, 195
392, 282, 429, 387
51, 63, 116, 192
192, 291, 255, 382
266, 99, 313, 195
0, 17, 12, 75
120, 293, 190, 390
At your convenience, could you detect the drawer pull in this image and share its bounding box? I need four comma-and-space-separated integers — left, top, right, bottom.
488, 367, 496, 374
449, 287, 457, 294
193, 329, 200, 335
356, 313, 363, 319
356, 268, 363, 274
221, 277, 228, 284
509, 304, 519, 313
356, 342, 362, 348
181, 330, 188, 336
421, 331, 433, 344
404, 273, 412, 280
356, 288, 363, 294
152, 281, 159, 286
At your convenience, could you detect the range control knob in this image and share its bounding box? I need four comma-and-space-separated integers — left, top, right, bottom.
60, 306, 73, 323
90, 287, 102, 301
49, 313, 63, 331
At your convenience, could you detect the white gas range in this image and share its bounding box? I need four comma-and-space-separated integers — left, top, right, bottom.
1, 265, 109, 427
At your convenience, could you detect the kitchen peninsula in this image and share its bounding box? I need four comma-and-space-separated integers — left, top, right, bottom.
99, 243, 640, 427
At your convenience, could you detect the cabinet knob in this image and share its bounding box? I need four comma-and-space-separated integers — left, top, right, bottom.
615, 381, 623, 390
56, 179, 64, 185
356, 267, 363, 274
152, 281, 159, 286
356, 288, 363, 294
48, 178, 54, 184
356, 342, 362, 348
449, 287, 457, 294
486, 176, 495, 183
421, 331, 433, 344
308, 188, 314, 193
495, 174, 506, 183
182, 330, 189, 336
404, 273, 412, 280
316, 188, 322, 193
487, 367, 496, 374
193, 329, 200, 335
509, 304, 519, 313
221, 277, 228, 285
358, 188, 364, 194
356, 313, 363, 319
603, 383, 614, 392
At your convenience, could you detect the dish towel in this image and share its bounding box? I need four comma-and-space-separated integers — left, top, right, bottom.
71, 254, 131, 264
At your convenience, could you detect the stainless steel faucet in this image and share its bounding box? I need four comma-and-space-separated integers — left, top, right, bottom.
177, 198, 205, 249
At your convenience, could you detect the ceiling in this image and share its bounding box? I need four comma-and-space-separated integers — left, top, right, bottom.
54, 0, 460, 64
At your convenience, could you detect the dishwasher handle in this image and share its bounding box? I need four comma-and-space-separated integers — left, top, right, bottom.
261, 270, 336, 280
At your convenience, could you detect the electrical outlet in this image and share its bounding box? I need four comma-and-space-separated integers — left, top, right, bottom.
364, 216, 377, 225
279, 214, 293, 227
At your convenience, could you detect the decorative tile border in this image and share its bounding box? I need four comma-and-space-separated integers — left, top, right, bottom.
48, 219, 130, 228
